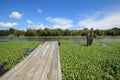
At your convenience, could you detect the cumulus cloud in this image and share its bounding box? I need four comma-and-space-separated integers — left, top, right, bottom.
35, 24, 48, 29
38, 9, 42, 13
26, 19, 47, 29
9, 12, 22, 19
78, 11, 120, 30
0, 22, 18, 28
46, 17, 73, 29
27, 19, 34, 25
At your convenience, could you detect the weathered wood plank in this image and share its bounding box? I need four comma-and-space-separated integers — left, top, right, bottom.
0, 41, 62, 80
0, 45, 42, 80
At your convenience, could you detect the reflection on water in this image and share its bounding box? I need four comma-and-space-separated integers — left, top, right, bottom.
0, 37, 120, 42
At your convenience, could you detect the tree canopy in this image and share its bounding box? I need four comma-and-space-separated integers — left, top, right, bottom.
0, 27, 120, 37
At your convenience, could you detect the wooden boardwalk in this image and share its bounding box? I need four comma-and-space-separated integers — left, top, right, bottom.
0, 41, 62, 80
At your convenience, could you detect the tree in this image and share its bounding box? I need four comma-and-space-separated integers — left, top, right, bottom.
9, 28, 16, 35
54, 28, 63, 36
24, 28, 37, 36
0, 30, 10, 36
43, 28, 51, 36
63, 29, 71, 36
81, 28, 89, 36
15, 30, 25, 36
94, 29, 104, 36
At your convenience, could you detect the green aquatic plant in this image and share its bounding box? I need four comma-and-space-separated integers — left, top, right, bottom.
0, 41, 42, 70
60, 41, 120, 80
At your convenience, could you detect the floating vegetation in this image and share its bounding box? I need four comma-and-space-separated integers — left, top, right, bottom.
0, 41, 42, 76
60, 41, 120, 80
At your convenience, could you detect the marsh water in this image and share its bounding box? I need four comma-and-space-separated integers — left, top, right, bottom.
0, 37, 120, 42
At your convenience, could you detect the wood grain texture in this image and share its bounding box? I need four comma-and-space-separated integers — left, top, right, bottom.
0, 41, 62, 80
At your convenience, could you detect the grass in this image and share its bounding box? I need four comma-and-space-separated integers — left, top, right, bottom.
60, 41, 120, 80
0, 41, 42, 71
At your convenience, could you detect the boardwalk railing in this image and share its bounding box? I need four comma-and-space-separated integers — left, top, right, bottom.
0, 41, 62, 80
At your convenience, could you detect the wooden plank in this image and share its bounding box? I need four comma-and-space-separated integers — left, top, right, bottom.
32, 43, 52, 80
0, 45, 42, 80
40, 43, 55, 80
49, 42, 58, 80
24, 44, 50, 80
0, 41, 62, 80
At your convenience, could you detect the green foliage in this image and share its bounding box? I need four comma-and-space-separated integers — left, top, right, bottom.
9, 28, 16, 35
0, 30, 10, 36
24, 28, 37, 36
93, 34, 97, 38
94, 29, 104, 36
60, 41, 120, 80
0, 27, 120, 37
0, 41, 42, 70
15, 30, 25, 36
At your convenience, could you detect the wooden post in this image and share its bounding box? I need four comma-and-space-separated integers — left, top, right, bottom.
58, 41, 61, 46
87, 33, 90, 46
87, 28, 93, 46
90, 28, 93, 46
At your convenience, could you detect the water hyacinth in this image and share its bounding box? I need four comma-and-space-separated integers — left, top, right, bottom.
60, 41, 120, 80
0, 41, 42, 76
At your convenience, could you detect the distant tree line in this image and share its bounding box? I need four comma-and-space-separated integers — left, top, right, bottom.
0, 27, 120, 37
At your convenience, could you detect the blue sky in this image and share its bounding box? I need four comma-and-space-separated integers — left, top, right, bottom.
0, 0, 120, 30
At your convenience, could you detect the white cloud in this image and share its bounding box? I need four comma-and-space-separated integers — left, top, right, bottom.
27, 19, 34, 25
0, 22, 18, 28
36, 24, 48, 29
38, 9, 42, 13
46, 17, 51, 21
46, 17, 73, 29
26, 19, 47, 29
9, 12, 22, 19
78, 11, 120, 30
